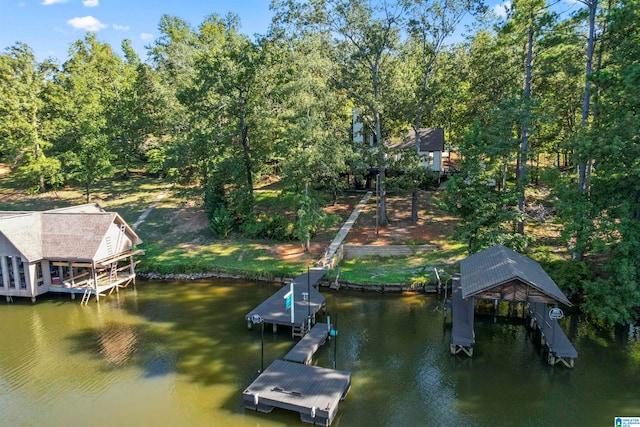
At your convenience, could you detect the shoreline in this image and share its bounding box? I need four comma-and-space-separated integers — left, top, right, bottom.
137, 271, 440, 294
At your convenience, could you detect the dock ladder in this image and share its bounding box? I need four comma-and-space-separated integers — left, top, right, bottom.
292, 322, 309, 338
81, 287, 92, 305
109, 224, 126, 281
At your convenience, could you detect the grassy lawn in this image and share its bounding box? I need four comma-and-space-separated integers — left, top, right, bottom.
0, 172, 167, 224
1, 168, 470, 284
329, 240, 467, 286
134, 181, 319, 278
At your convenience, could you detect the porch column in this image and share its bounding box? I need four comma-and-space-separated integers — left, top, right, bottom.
92, 261, 99, 302
68, 262, 75, 286
27, 262, 36, 297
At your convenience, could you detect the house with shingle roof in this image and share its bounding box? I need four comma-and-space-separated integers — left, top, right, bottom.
386, 128, 446, 173
0, 204, 142, 303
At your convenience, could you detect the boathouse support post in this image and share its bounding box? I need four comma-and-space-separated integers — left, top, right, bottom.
92, 261, 99, 303
261, 321, 264, 373
68, 262, 74, 287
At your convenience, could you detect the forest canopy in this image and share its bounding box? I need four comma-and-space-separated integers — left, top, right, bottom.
1, 0, 639, 325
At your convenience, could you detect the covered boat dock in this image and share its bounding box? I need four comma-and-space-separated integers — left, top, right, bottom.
451, 245, 577, 367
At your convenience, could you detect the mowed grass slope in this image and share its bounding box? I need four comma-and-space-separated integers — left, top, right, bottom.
0, 167, 465, 284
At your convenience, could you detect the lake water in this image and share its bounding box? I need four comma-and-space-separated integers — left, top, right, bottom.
0, 280, 638, 426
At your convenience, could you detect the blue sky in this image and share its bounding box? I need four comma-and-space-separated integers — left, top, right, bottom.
0, 0, 583, 63
0, 0, 274, 62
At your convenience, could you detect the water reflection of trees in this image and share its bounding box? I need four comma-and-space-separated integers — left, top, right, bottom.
98, 324, 138, 366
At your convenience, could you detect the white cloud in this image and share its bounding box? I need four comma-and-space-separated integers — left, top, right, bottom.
83, 0, 99, 7
42, 0, 68, 5
67, 16, 107, 31
113, 24, 130, 31
493, 1, 511, 18
140, 33, 154, 41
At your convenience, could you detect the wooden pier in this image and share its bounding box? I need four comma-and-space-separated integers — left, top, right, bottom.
528, 302, 578, 368
246, 269, 326, 337
284, 323, 330, 365
450, 274, 475, 357
242, 359, 351, 426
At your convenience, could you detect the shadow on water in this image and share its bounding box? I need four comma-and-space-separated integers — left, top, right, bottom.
44, 280, 640, 426
65, 280, 276, 384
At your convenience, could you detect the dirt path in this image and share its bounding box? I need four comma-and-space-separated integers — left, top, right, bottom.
344, 190, 458, 246
132, 184, 172, 231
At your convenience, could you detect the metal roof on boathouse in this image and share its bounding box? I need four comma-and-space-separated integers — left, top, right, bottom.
460, 244, 571, 306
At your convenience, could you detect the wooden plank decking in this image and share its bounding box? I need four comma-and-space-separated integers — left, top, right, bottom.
243, 359, 351, 426
529, 302, 578, 367
284, 323, 330, 365
450, 274, 475, 357
246, 269, 326, 332
49, 272, 135, 305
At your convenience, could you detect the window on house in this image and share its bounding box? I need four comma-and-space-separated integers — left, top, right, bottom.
18, 259, 27, 289
49, 263, 61, 285
36, 263, 44, 287
7, 256, 15, 288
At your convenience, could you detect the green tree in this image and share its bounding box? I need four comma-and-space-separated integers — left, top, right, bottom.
0, 43, 61, 192
274, 0, 405, 226
577, 0, 640, 325
110, 40, 170, 178
179, 14, 267, 218
50, 34, 120, 202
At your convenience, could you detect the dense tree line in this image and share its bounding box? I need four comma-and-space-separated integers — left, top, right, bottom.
1, 0, 638, 325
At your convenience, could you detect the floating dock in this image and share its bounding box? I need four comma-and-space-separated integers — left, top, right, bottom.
242, 359, 351, 426
529, 302, 578, 367
450, 274, 475, 357
246, 269, 326, 336
284, 323, 330, 365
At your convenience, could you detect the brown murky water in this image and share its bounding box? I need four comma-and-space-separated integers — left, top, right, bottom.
0, 280, 638, 426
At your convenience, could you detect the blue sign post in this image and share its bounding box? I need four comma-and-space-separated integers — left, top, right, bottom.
283, 282, 294, 323
285, 294, 292, 310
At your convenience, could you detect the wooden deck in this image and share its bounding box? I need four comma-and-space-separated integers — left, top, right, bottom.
49, 271, 135, 303
284, 323, 330, 365
243, 359, 351, 426
450, 274, 475, 357
246, 269, 326, 336
529, 302, 578, 368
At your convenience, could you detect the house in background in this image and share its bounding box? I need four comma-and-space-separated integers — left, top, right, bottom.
386, 128, 446, 173
0, 204, 142, 304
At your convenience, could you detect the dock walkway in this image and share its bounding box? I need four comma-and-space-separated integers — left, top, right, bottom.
529, 302, 578, 368
450, 274, 475, 357
243, 359, 351, 427
284, 323, 330, 365
245, 269, 326, 336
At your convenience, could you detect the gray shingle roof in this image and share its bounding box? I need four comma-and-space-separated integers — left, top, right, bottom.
460, 244, 571, 306
0, 213, 42, 261
41, 212, 116, 261
0, 205, 141, 262
387, 128, 445, 152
